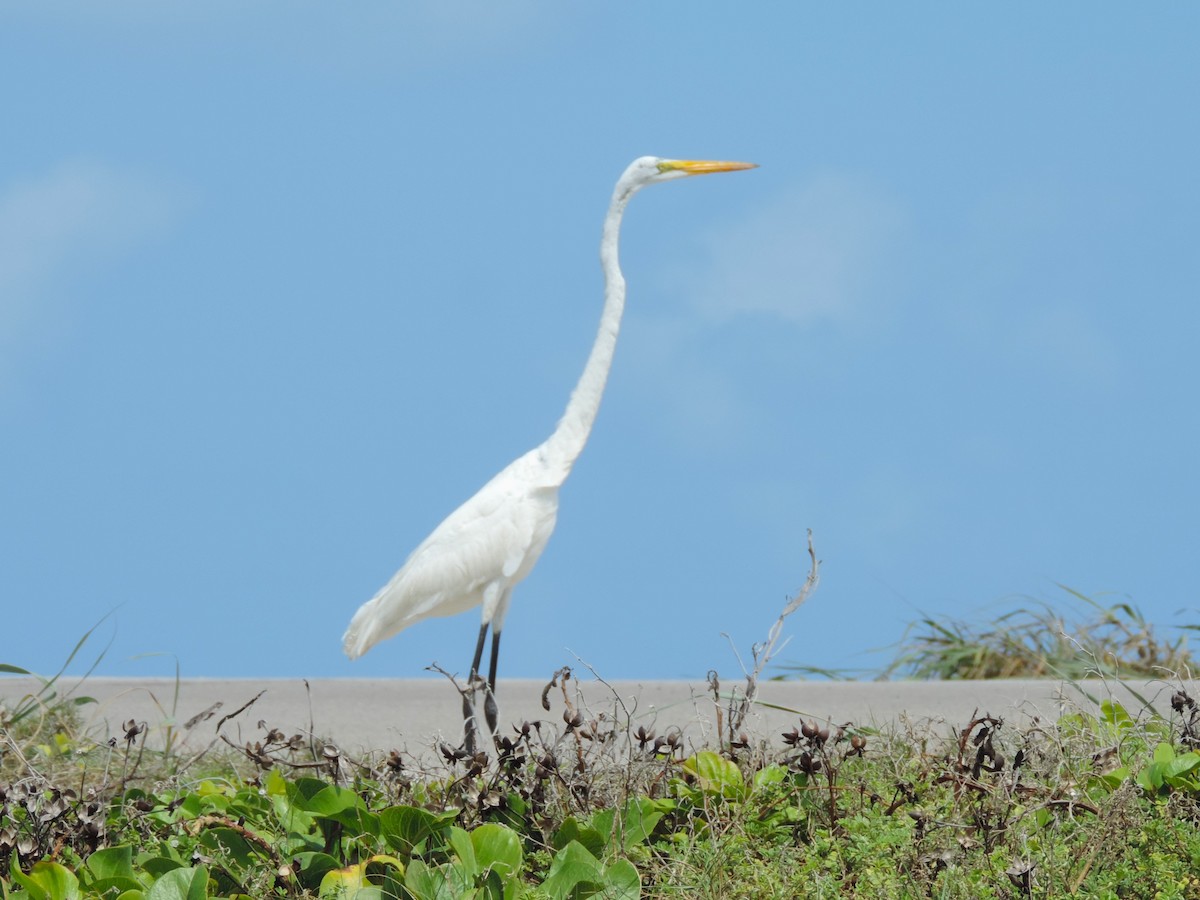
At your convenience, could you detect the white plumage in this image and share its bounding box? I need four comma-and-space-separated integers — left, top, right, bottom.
343, 448, 558, 659
342, 157, 756, 719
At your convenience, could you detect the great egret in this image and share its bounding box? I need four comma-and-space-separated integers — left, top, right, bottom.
342, 156, 757, 742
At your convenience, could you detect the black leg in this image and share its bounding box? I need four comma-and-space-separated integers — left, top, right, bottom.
464, 622, 490, 753
469, 622, 489, 681
487, 630, 502, 692
484, 630, 502, 735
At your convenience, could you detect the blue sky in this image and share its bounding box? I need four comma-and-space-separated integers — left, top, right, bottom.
3, 5, 1198, 682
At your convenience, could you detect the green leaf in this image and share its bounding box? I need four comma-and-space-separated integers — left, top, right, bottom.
318, 863, 367, 898
146, 866, 209, 900
88, 878, 148, 898
601, 858, 641, 900
1096, 766, 1131, 791
753, 764, 788, 789
1138, 763, 1164, 793
85, 845, 136, 881
197, 828, 259, 871
323, 861, 402, 900
590, 807, 616, 845
472, 824, 522, 881
1153, 742, 1176, 765
304, 784, 376, 830
682, 751, 746, 800
1163, 751, 1200, 779
542, 841, 606, 899
139, 858, 186, 880
1100, 699, 1132, 730
304, 784, 363, 816
16, 861, 81, 900
379, 805, 450, 857
292, 776, 337, 802
291, 852, 343, 889
447, 825, 478, 879
552, 817, 606, 858
613, 797, 666, 851
404, 859, 455, 900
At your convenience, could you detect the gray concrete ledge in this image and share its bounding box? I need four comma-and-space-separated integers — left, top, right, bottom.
1, 677, 1189, 756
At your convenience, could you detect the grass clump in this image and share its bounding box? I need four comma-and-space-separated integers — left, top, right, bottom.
886, 587, 1196, 680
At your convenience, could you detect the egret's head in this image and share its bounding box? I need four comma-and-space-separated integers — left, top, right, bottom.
619, 156, 757, 195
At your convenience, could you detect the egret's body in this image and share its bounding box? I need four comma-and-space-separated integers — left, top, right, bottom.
342, 156, 755, 738
342, 447, 558, 660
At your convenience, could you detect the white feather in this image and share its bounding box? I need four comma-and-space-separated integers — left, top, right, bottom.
341, 156, 756, 671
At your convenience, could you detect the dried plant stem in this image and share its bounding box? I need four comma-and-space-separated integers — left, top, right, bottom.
723, 530, 821, 741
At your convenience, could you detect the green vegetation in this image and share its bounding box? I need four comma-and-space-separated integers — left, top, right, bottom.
886, 588, 1196, 680
4, 594, 1200, 898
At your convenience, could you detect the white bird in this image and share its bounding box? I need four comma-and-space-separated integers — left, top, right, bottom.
342, 156, 756, 740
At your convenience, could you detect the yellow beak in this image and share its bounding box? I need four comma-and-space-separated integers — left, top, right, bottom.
659, 159, 758, 175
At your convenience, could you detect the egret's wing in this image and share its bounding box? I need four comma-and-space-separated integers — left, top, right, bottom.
342, 454, 559, 658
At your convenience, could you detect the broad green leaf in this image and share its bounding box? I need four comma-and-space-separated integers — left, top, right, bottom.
472, 824, 522, 880
292, 852, 343, 888
602, 859, 641, 900
379, 805, 448, 856
146, 866, 209, 900
753, 764, 788, 789
613, 797, 666, 850
139, 858, 186, 880
305, 784, 365, 818
318, 863, 367, 898
17, 861, 81, 900
292, 776, 337, 802
1096, 766, 1130, 791
1152, 742, 1176, 765
8, 865, 49, 900
590, 808, 616, 844
363, 854, 406, 877
1163, 751, 1200, 779
86, 845, 136, 881
447, 825, 478, 878
682, 751, 746, 800
315, 855, 404, 900
197, 827, 259, 870
405, 859, 455, 900
86, 877, 147, 898
8, 864, 49, 900
542, 840, 606, 899
552, 817, 606, 858
265, 767, 290, 797
1100, 699, 1132, 730
192, 781, 232, 799
1138, 763, 1164, 793
590, 797, 666, 854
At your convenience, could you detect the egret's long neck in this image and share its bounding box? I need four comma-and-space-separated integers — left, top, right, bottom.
539, 184, 635, 482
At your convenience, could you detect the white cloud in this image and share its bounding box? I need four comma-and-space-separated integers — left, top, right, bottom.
682, 174, 907, 330
624, 174, 907, 449
0, 160, 182, 345
620, 314, 750, 450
